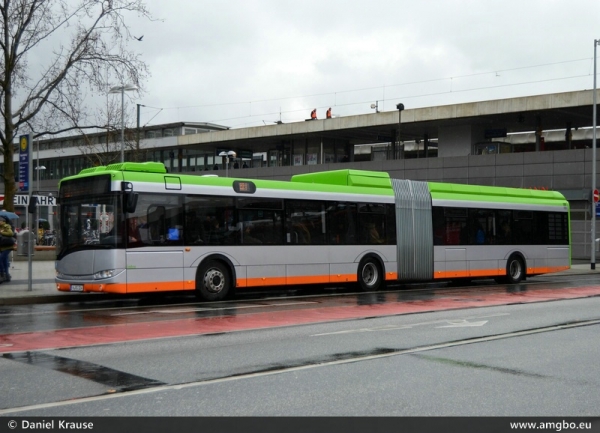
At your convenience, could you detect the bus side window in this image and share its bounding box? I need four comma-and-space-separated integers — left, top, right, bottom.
184, 210, 204, 245
358, 203, 385, 245
287, 200, 328, 245
386, 203, 396, 244
432, 207, 445, 245
238, 209, 282, 245
513, 211, 533, 244
148, 205, 166, 243
327, 202, 356, 245
496, 210, 512, 245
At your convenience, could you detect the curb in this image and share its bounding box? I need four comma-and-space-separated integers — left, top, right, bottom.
0, 293, 125, 306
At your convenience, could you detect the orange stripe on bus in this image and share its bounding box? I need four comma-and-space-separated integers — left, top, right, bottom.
434, 265, 570, 279
240, 271, 397, 287
124, 281, 196, 293
434, 269, 501, 279
57, 283, 128, 294
242, 275, 334, 287
529, 265, 570, 274
57, 281, 196, 294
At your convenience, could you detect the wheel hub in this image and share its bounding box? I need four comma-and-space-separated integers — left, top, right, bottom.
204, 268, 225, 293
362, 263, 378, 287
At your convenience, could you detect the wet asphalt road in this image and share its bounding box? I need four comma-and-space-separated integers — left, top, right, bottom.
1, 274, 600, 417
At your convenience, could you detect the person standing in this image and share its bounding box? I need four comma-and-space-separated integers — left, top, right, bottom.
326, 107, 332, 119
0, 217, 15, 282
310, 108, 317, 120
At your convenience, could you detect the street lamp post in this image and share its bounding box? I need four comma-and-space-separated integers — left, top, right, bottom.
109, 84, 138, 163
35, 166, 46, 193
396, 103, 405, 159
35, 136, 46, 193
592, 39, 600, 270
218, 151, 237, 177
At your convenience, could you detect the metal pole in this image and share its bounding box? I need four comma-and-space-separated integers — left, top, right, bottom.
36, 138, 39, 194
110, 84, 137, 162
120, 87, 125, 163
27, 135, 33, 291
592, 39, 598, 270
396, 103, 404, 160
137, 103, 141, 156
398, 110, 402, 159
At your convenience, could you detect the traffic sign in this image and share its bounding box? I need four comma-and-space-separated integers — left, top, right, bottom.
18, 134, 31, 192
594, 189, 599, 203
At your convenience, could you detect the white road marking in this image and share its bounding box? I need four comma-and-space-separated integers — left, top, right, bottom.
311, 313, 507, 336
436, 320, 488, 328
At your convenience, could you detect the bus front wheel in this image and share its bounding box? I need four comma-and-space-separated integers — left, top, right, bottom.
505, 255, 525, 284
197, 260, 231, 301
357, 256, 384, 291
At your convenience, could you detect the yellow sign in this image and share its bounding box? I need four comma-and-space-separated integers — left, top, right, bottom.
20, 136, 28, 151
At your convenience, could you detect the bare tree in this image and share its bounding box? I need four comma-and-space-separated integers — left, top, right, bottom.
75, 96, 142, 166
0, 0, 152, 211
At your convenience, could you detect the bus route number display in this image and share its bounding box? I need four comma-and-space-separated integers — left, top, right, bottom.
233, 181, 256, 194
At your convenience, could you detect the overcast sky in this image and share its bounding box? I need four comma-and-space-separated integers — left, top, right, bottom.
121, 0, 600, 130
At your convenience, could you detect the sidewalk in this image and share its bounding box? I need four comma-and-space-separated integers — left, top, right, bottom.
0, 259, 113, 305
0, 260, 598, 306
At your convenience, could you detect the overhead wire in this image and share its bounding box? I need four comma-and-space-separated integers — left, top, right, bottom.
143, 57, 593, 127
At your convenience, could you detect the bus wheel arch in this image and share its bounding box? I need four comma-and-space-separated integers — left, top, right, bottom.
195, 255, 236, 301
357, 253, 385, 291
505, 253, 526, 284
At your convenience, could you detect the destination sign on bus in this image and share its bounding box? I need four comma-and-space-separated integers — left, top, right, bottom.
59, 175, 111, 199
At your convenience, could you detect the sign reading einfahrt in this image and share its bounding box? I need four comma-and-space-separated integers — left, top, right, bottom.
13, 195, 56, 206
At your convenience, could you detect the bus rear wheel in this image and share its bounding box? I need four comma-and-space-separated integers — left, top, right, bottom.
197, 260, 231, 301
505, 255, 525, 284
357, 256, 384, 291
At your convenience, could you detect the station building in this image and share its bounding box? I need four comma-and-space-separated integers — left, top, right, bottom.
2, 89, 599, 259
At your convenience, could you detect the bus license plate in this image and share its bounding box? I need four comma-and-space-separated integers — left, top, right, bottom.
70, 285, 84, 292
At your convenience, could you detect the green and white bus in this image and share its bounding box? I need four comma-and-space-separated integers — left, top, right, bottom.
55, 162, 570, 300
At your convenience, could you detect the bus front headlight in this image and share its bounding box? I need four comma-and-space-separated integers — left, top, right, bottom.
94, 269, 118, 279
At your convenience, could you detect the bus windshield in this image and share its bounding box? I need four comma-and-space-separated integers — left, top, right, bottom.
57, 194, 123, 258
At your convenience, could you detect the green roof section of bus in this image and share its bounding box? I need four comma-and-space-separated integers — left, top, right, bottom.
78, 162, 167, 174
66, 164, 395, 196
428, 182, 568, 207
68, 163, 565, 207
291, 169, 392, 189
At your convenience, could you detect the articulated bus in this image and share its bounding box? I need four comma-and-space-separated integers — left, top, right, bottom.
55, 162, 570, 301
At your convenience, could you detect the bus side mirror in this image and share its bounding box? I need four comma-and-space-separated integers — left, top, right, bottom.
123, 192, 138, 214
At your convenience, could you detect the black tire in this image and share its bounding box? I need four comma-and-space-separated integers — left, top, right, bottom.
505, 255, 525, 284
196, 260, 231, 301
357, 256, 384, 291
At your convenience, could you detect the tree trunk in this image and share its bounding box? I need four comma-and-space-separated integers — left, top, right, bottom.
2, 139, 15, 212
3, 81, 15, 212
